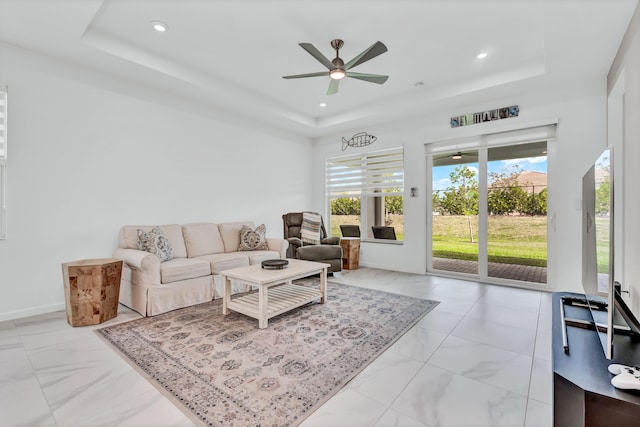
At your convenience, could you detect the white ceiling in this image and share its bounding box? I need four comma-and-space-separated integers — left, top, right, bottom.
0, 0, 637, 138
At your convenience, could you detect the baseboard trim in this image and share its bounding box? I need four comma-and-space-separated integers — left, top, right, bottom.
357, 262, 424, 275
0, 302, 66, 322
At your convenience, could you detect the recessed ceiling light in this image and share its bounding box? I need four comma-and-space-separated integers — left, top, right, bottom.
477, 52, 488, 59
150, 20, 169, 32
319, 102, 327, 108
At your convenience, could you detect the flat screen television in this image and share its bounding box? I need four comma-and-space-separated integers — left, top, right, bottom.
582, 146, 640, 360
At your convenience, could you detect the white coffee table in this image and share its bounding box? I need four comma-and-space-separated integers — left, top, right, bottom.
221, 259, 328, 328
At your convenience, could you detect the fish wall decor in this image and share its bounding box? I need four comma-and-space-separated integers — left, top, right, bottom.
342, 132, 377, 151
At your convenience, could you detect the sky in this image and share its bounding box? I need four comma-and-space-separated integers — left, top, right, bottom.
432, 156, 547, 191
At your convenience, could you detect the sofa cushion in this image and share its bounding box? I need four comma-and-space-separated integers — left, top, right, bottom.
160, 258, 211, 284
195, 252, 250, 274
238, 224, 269, 251
245, 250, 281, 265
182, 223, 225, 258
120, 224, 187, 259
218, 222, 254, 253
137, 227, 173, 262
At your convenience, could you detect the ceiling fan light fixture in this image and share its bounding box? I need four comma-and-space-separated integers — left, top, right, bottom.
330, 69, 346, 80
150, 20, 169, 32
452, 152, 463, 160
283, 39, 388, 94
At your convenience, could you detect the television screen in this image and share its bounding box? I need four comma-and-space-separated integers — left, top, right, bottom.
583, 147, 640, 360
582, 149, 611, 356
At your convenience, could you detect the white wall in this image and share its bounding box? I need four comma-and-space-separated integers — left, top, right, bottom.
0, 44, 313, 321
312, 81, 609, 293
0, 31, 621, 319
608, 4, 640, 311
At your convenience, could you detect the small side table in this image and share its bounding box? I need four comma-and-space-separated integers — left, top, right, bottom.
340, 237, 360, 270
62, 258, 123, 327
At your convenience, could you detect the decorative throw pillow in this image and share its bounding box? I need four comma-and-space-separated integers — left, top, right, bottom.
137, 226, 173, 262
301, 212, 322, 245
238, 224, 269, 251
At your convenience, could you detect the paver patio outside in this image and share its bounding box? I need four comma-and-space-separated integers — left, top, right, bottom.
432, 257, 547, 284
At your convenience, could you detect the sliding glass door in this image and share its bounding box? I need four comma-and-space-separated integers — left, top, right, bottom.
487, 142, 547, 283
432, 151, 479, 275
430, 141, 548, 284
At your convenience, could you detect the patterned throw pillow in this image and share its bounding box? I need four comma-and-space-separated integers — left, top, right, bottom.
137, 226, 173, 262
238, 224, 269, 251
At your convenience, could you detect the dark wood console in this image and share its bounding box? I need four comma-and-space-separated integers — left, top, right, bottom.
553, 292, 640, 426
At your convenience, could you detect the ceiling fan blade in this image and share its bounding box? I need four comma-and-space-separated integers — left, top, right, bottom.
346, 72, 389, 84
299, 43, 334, 70
327, 79, 340, 95
344, 41, 388, 70
282, 71, 330, 79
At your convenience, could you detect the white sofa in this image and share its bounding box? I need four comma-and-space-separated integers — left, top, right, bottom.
113, 222, 288, 316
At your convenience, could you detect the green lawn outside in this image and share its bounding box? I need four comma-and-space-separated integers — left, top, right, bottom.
330, 214, 547, 267
433, 215, 547, 267
329, 214, 547, 267
595, 216, 610, 273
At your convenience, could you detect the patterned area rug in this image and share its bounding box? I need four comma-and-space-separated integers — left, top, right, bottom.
97, 280, 439, 426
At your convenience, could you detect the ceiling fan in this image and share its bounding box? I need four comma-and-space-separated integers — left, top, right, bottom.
282, 39, 388, 95
434, 151, 479, 164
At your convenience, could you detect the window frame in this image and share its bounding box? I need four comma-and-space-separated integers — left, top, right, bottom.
326, 146, 404, 243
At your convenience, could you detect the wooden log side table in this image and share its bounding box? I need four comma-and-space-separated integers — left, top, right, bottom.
340, 237, 360, 270
62, 258, 123, 327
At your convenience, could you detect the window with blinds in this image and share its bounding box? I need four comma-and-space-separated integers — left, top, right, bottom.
327, 147, 404, 241
0, 89, 7, 239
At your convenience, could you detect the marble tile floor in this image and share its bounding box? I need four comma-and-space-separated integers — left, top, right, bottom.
0, 267, 553, 427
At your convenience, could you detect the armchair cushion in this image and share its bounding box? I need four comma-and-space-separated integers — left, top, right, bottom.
286, 237, 303, 247
296, 245, 342, 262
322, 236, 340, 245
238, 224, 269, 251
285, 237, 302, 259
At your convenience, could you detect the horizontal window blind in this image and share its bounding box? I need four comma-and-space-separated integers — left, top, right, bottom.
327, 147, 404, 197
